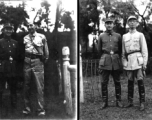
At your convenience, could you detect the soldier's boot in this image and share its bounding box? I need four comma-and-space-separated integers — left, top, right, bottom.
115, 81, 123, 108
138, 80, 145, 111
125, 80, 134, 108
100, 83, 108, 109
0, 92, 3, 118
11, 94, 17, 109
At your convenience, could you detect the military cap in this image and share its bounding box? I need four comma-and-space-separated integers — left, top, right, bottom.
127, 16, 137, 22
105, 18, 114, 23
3, 23, 14, 29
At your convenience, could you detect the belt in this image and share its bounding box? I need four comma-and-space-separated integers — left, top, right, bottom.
25, 53, 42, 59
103, 51, 119, 55
125, 50, 141, 61
126, 50, 141, 56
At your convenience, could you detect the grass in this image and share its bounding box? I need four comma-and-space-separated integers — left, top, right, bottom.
0, 90, 75, 119
80, 74, 152, 120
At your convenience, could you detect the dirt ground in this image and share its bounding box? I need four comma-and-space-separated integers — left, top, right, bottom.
80, 75, 152, 120
0, 89, 75, 119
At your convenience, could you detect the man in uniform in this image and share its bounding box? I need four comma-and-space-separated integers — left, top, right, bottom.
98, 18, 123, 109
122, 16, 148, 111
22, 22, 49, 116
0, 23, 19, 112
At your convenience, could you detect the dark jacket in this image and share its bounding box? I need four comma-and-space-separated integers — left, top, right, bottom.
0, 38, 19, 77
98, 31, 122, 70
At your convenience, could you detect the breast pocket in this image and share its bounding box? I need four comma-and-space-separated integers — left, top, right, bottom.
124, 39, 131, 52
133, 38, 140, 49
124, 39, 131, 47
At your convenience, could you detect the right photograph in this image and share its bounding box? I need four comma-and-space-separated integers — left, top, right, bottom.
79, 0, 152, 119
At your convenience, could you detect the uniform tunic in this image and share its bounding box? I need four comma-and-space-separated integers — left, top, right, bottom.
98, 31, 122, 70
23, 32, 49, 111
0, 38, 19, 106
122, 30, 148, 70
0, 38, 18, 76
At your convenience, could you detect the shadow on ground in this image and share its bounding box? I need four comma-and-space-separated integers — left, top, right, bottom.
0, 89, 75, 119
80, 75, 152, 120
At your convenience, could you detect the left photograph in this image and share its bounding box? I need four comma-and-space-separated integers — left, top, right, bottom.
0, 0, 77, 119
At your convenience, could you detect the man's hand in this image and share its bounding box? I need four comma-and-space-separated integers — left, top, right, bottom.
142, 65, 147, 71
97, 68, 103, 74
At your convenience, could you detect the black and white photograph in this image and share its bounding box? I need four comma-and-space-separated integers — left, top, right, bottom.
0, 0, 77, 119
79, 0, 152, 120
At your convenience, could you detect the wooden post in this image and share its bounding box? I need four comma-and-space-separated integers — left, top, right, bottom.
80, 45, 84, 103
62, 46, 73, 115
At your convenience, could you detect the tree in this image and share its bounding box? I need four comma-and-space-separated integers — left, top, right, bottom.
33, 0, 54, 32
60, 11, 75, 31
0, 2, 29, 33
79, 0, 99, 58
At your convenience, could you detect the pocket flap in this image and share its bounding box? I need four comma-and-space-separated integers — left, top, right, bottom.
137, 55, 143, 65
99, 57, 105, 66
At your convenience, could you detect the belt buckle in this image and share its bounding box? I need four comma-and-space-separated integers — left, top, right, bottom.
110, 50, 114, 55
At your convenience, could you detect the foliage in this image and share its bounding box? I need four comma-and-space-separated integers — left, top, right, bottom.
60, 11, 75, 31
79, 0, 99, 44
33, 0, 52, 32
0, 2, 29, 33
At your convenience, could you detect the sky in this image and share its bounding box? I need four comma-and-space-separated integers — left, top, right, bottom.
1, 0, 77, 32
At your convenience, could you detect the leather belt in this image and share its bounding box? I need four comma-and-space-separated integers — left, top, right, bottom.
103, 51, 119, 55
25, 53, 42, 59
125, 50, 141, 61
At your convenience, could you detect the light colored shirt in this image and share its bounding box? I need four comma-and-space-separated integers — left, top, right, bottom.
122, 29, 148, 70
23, 32, 49, 59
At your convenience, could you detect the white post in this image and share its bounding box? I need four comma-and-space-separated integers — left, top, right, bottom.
62, 46, 73, 115
80, 45, 84, 103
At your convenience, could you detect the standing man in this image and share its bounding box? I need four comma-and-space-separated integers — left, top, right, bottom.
122, 16, 148, 111
98, 18, 123, 109
0, 23, 19, 111
22, 23, 49, 116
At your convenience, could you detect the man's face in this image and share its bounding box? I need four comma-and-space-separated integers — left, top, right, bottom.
105, 22, 114, 31
128, 19, 138, 29
3, 27, 13, 36
27, 23, 36, 33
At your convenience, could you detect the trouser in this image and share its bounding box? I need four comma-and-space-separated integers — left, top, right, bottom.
100, 70, 121, 103
126, 69, 145, 103
23, 58, 44, 111
0, 74, 17, 111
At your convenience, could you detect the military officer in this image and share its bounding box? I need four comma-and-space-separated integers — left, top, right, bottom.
0, 22, 19, 111
122, 16, 148, 111
22, 22, 49, 116
98, 18, 123, 109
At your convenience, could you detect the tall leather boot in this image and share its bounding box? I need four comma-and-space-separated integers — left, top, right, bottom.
115, 81, 123, 107
11, 94, 17, 109
100, 83, 108, 109
0, 92, 3, 118
138, 80, 145, 111
125, 80, 134, 108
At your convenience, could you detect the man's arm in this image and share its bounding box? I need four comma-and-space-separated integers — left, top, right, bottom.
97, 35, 102, 57
43, 36, 49, 63
118, 34, 122, 57
121, 35, 128, 67
140, 33, 148, 69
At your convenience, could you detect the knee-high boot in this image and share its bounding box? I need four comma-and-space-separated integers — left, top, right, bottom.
100, 83, 108, 109
125, 80, 134, 107
115, 81, 123, 107
138, 80, 145, 111
0, 92, 3, 118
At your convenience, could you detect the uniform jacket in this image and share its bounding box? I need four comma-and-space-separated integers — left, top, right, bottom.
98, 31, 122, 70
122, 30, 148, 70
0, 38, 19, 76
24, 32, 49, 62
